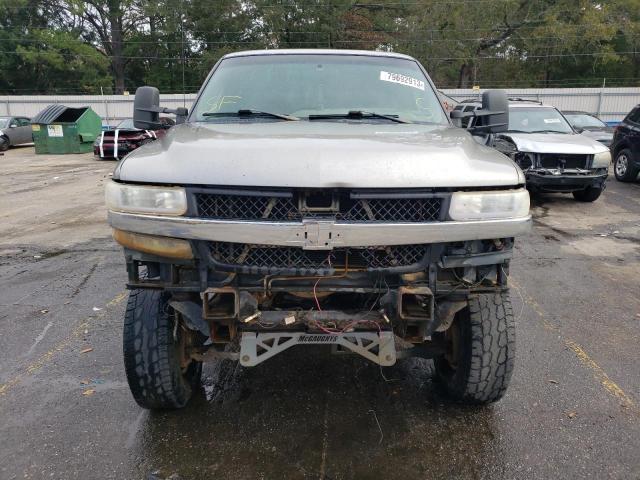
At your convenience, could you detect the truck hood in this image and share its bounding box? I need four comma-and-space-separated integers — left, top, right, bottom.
498, 132, 610, 155
115, 121, 524, 188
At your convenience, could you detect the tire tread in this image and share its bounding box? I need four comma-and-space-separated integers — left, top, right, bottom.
435, 292, 516, 404
123, 289, 196, 410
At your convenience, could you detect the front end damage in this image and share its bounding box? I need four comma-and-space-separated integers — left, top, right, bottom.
108, 184, 530, 367
513, 152, 607, 193
492, 135, 610, 194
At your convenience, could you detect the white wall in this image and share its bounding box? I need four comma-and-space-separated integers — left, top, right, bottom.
441, 88, 640, 122
1, 88, 638, 123
0, 94, 196, 125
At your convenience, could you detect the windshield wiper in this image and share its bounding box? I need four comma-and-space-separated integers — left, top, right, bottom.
530, 130, 569, 134
308, 110, 411, 124
202, 109, 299, 121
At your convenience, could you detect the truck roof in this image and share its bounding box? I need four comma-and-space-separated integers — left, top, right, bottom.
222, 49, 416, 61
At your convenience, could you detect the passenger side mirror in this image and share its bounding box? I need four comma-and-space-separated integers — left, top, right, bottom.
574, 126, 584, 133
133, 86, 189, 129
473, 90, 508, 134
449, 90, 508, 135
133, 86, 161, 129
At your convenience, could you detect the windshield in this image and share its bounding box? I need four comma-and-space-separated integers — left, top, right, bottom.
0, 118, 8, 129
192, 54, 448, 124
564, 113, 606, 129
507, 107, 573, 134
117, 119, 135, 129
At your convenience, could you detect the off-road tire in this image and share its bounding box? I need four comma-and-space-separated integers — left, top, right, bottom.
614, 149, 639, 182
434, 292, 515, 404
572, 186, 603, 202
0, 136, 9, 151
123, 289, 202, 410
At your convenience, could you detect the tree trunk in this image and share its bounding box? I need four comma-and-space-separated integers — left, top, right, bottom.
457, 63, 472, 88
108, 0, 125, 94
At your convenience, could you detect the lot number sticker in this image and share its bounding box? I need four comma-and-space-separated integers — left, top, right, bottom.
380, 71, 425, 91
47, 125, 63, 137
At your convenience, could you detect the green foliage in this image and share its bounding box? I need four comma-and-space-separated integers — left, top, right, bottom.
0, 0, 638, 94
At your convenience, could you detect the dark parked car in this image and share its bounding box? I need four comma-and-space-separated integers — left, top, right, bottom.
562, 111, 614, 147
611, 104, 640, 182
0, 116, 32, 151
94, 117, 174, 160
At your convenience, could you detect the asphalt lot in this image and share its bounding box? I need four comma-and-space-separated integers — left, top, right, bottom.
0, 146, 639, 480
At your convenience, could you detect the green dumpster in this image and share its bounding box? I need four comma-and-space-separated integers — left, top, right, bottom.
31, 105, 102, 154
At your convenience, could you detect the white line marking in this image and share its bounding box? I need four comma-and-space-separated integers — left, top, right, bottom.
125, 410, 146, 448
27, 321, 53, 356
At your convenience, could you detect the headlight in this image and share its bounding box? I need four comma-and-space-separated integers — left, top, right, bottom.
592, 151, 611, 168
105, 181, 187, 215
449, 189, 530, 221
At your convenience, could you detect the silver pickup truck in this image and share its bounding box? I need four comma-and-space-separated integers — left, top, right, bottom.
106, 50, 531, 410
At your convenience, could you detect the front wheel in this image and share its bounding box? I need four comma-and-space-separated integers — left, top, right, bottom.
572, 186, 603, 202
123, 289, 203, 410
434, 292, 515, 404
0, 136, 9, 151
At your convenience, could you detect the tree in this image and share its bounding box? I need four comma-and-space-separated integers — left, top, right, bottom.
63, 0, 149, 93
1, 0, 639, 94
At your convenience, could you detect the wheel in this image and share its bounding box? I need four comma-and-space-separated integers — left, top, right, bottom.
434, 292, 515, 404
572, 186, 603, 202
0, 136, 9, 151
123, 289, 203, 409
614, 149, 639, 182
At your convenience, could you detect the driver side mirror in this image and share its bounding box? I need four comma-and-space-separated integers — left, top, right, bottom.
133, 86, 188, 129
450, 90, 509, 135
574, 126, 584, 133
